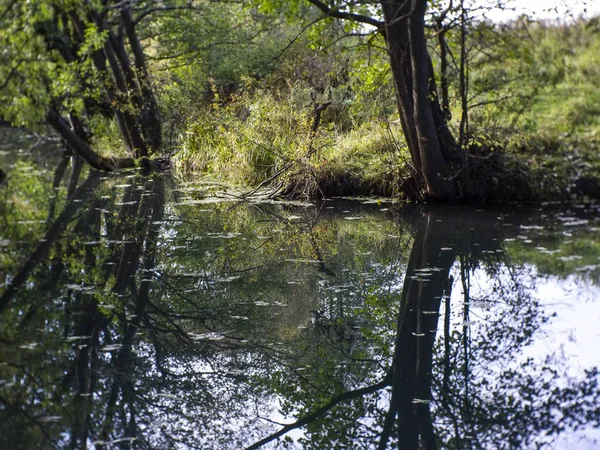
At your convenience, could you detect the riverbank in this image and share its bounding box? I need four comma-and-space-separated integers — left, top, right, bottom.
171, 94, 600, 203
169, 18, 600, 203
2, 119, 598, 204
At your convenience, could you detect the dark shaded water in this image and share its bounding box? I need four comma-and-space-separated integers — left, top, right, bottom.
1, 147, 600, 449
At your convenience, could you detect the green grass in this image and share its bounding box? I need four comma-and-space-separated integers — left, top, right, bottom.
173, 85, 413, 198
171, 18, 600, 202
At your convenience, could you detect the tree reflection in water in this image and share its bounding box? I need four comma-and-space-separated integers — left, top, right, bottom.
0, 159, 599, 449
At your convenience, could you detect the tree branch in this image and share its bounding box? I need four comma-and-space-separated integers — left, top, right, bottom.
0, 60, 23, 91
46, 109, 137, 170
306, 0, 383, 29
133, 4, 202, 25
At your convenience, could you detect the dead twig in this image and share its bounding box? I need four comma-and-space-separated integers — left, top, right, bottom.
242, 102, 332, 199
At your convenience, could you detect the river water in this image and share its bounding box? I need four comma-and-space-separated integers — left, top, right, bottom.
1, 137, 600, 449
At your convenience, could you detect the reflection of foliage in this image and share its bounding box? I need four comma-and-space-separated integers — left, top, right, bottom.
0, 165, 413, 448
491, 204, 600, 279
246, 207, 600, 449
0, 161, 64, 268
1, 167, 600, 449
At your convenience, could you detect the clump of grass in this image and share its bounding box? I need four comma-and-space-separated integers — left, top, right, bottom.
283, 121, 410, 199
174, 84, 314, 186
174, 82, 412, 199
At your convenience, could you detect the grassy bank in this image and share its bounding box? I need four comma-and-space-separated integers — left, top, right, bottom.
168, 17, 600, 202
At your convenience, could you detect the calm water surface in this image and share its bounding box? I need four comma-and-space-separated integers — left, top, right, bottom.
1, 143, 600, 449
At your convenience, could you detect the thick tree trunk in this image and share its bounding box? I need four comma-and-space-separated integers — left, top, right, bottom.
40, 9, 156, 161
102, 36, 149, 157
382, 2, 421, 173
382, 0, 461, 200
409, 0, 457, 199
427, 55, 458, 163
88, 9, 159, 158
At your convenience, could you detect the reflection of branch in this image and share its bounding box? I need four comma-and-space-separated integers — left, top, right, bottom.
255, 347, 327, 395
0, 172, 101, 312
431, 377, 466, 446
161, 264, 264, 280
66, 156, 83, 201
100, 178, 164, 442
443, 276, 454, 392
0, 394, 58, 445
144, 302, 197, 346
460, 256, 472, 425
160, 429, 205, 450
308, 231, 336, 276
246, 378, 390, 450
45, 151, 70, 224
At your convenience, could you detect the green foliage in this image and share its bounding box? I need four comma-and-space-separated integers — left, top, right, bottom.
461, 19, 600, 137
504, 221, 600, 278
167, 10, 406, 197
427, 17, 600, 201
167, 5, 600, 201
0, 0, 54, 127
2, 0, 600, 201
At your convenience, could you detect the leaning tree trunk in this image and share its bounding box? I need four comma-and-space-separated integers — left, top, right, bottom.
37, 3, 162, 167
46, 109, 135, 170
382, 0, 461, 201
